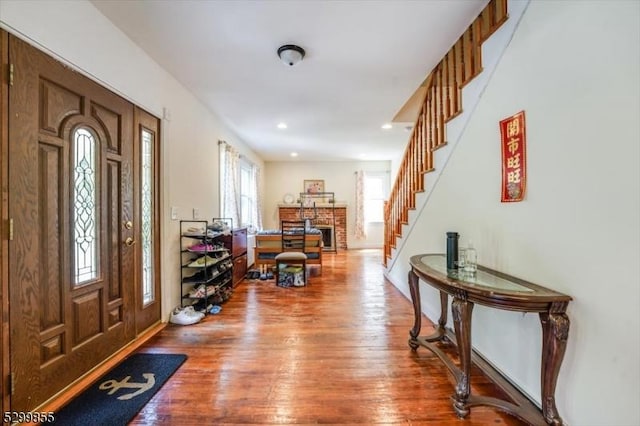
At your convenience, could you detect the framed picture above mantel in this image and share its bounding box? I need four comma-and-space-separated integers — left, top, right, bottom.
303, 180, 332, 205
303, 179, 324, 194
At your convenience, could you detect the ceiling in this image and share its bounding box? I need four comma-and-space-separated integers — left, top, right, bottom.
91, 0, 488, 162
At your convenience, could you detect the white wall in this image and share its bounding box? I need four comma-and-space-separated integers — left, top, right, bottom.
0, 0, 263, 319
264, 161, 390, 248
386, 1, 640, 426
3, 1, 639, 422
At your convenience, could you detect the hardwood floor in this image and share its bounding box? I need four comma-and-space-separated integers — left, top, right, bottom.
132, 249, 526, 425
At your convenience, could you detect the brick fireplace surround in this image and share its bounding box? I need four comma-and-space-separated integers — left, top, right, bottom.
278, 204, 347, 250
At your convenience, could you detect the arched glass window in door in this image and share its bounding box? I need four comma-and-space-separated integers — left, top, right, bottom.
141, 128, 155, 304
73, 127, 98, 284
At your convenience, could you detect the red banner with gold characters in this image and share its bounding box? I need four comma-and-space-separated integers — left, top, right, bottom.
500, 111, 527, 202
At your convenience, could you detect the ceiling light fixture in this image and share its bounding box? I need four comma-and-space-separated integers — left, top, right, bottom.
290, 152, 299, 157
381, 123, 392, 130
277, 44, 305, 67
277, 122, 288, 129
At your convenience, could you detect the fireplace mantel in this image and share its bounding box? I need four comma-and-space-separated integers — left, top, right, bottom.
278, 205, 347, 250
277, 203, 348, 208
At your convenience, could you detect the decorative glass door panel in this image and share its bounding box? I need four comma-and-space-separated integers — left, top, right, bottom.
141, 128, 154, 305
73, 127, 99, 284
134, 109, 161, 334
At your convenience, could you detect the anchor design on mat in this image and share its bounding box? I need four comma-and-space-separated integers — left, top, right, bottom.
99, 373, 156, 400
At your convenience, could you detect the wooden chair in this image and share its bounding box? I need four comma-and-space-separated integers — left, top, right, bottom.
275, 220, 307, 287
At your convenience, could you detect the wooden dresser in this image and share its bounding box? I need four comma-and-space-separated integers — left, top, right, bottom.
232, 228, 247, 286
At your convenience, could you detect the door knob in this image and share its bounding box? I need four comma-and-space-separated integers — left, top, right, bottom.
125, 237, 135, 246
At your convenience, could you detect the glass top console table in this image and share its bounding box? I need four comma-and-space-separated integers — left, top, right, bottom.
408, 254, 572, 426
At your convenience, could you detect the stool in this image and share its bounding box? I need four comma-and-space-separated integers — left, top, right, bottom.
275, 252, 307, 287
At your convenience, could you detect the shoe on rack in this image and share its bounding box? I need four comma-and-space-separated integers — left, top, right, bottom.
189, 284, 207, 298
169, 306, 202, 325
183, 227, 206, 237
183, 270, 207, 283
191, 299, 207, 312
187, 243, 215, 253
188, 255, 218, 268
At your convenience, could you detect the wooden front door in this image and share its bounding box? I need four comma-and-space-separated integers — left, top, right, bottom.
8, 35, 137, 410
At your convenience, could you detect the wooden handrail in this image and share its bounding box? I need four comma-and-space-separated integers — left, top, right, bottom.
384, 0, 508, 266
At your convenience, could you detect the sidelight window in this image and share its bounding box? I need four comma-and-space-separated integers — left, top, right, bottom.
141, 128, 155, 305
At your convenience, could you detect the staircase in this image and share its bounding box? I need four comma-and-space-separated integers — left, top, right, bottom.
384, 0, 509, 265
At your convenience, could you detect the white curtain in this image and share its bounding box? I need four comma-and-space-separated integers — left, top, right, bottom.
354, 170, 366, 239
220, 141, 240, 227
251, 164, 263, 230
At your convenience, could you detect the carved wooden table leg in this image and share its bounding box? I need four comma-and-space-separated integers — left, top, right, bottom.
408, 270, 449, 350
408, 269, 421, 349
451, 295, 474, 418
423, 291, 449, 344
434, 291, 448, 342
539, 309, 570, 426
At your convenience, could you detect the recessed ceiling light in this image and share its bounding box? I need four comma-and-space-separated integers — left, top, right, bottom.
277, 122, 288, 129
290, 152, 298, 157
381, 123, 392, 130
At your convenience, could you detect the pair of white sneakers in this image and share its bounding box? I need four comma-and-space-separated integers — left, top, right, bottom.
169, 305, 205, 325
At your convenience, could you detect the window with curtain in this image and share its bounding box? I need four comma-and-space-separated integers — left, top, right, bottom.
219, 141, 262, 230
355, 170, 389, 239
364, 172, 389, 223
239, 158, 253, 227
219, 142, 240, 226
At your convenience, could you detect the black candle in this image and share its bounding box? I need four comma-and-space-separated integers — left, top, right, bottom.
446, 232, 459, 273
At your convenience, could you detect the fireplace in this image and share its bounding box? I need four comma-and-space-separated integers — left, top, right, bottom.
315, 225, 335, 252
278, 204, 347, 250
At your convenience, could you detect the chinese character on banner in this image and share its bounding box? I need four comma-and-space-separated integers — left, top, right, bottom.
499, 111, 527, 202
